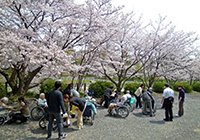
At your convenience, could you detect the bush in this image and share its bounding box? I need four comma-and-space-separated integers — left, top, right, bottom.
40, 79, 69, 97
173, 83, 192, 93
89, 81, 114, 97
153, 82, 165, 93
0, 83, 6, 98
124, 83, 142, 95
193, 83, 200, 92
26, 91, 37, 97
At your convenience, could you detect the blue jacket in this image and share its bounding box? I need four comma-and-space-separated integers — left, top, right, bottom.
86, 101, 97, 115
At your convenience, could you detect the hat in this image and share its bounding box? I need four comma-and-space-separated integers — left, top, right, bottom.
165, 83, 169, 87
91, 98, 96, 104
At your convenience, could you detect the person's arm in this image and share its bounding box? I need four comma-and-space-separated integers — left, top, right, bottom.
161, 96, 165, 104
91, 103, 97, 115
12, 104, 22, 112
59, 92, 66, 114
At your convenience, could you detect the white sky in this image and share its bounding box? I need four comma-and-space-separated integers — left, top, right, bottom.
113, 0, 200, 35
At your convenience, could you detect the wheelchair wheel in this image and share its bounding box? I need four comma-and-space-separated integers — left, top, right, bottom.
31, 106, 44, 121
39, 116, 48, 129
117, 106, 129, 118
0, 117, 5, 125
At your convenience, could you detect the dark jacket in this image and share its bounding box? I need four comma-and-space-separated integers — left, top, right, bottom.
47, 89, 66, 114
104, 88, 112, 98
141, 91, 153, 102
69, 97, 86, 112
178, 89, 185, 102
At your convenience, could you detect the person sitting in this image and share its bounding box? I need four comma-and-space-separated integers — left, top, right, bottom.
141, 91, 154, 117
11, 97, 30, 123
122, 90, 132, 101
147, 87, 153, 94
0, 97, 13, 109
38, 93, 47, 107
82, 90, 92, 102
108, 96, 126, 115
86, 98, 97, 116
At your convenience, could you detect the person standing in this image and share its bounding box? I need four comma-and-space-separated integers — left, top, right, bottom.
176, 85, 185, 117
134, 84, 145, 109
103, 85, 113, 108
161, 83, 174, 121
141, 91, 154, 117
47, 81, 67, 140
69, 97, 86, 130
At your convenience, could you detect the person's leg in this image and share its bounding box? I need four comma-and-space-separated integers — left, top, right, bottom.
77, 104, 86, 128
104, 96, 109, 108
47, 112, 54, 138
148, 101, 153, 116
179, 101, 184, 116
169, 102, 173, 121
138, 96, 142, 108
164, 100, 169, 120
54, 112, 63, 138
143, 101, 147, 114
135, 96, 139, 108
108, 103, 115, 113
181, 101, 184, 116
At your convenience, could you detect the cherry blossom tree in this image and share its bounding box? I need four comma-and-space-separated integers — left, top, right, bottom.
0, 0, 83, 95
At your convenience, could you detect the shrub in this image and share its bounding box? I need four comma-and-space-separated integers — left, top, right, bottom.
0, 83, 6, 98
89, 81, 114, 97
173, 83, 192, 93
40, 79, 69, 97
124, 83, 142, 95
193, 83, 200, 92
26, 91, 37, 97
153, 82, 165, 93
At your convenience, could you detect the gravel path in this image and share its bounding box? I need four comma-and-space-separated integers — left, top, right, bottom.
1, 93, 200, 140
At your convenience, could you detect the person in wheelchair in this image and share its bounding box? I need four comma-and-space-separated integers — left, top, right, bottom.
141, 90, 155, 117
38, 93, 48, 107
108, 96, 126, 115
0, 97, 13, 109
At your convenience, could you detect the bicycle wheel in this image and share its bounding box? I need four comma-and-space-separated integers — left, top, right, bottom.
31, 106, 44, 121
117, 106, 129, 118
0, 117, 5, 125
39, 116, 48, 129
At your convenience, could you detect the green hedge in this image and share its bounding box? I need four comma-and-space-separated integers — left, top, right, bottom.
193, 83, 200, 92
0, 83, 6, 98
173, 83, 192, 93
153, 82, 165, 93
89, 81, 114, 97
124, 83, 142, 95
40, 79, 68, 97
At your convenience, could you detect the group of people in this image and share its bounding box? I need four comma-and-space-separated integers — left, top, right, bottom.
0, 81, 185, 139
46, 81, 97, 139
101, 83, 185, 121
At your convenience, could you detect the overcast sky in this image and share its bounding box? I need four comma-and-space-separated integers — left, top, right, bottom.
76, 0, 200, 44
113, 0, 200, 35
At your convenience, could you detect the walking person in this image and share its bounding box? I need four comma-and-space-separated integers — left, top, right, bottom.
134, 84, 145, 109
161, 83, 174, 121
46, 81, 68, 140
103, 85, 113, 108
176, 85, 185, 117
